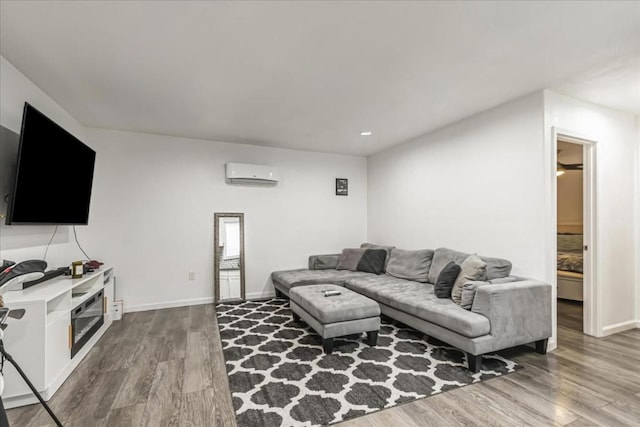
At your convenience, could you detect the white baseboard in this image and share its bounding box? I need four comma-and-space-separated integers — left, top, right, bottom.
246, 291, 276, 300
123, 292, 278, 313
124, 297, 214, 313
601, 320, 639, 336
547, 337, 557, 352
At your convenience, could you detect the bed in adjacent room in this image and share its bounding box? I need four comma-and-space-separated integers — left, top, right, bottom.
557, 233, 583, 301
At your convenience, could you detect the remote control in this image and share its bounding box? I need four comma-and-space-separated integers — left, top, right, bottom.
324, 290, 342, 297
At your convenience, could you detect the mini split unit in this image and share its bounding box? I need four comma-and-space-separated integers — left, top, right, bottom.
225, 162, 280, 184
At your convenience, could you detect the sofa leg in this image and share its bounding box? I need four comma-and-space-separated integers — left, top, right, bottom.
535, 338, 548, 355
467, 353, 482, 373
366, 331, 378, 346
275, 288, 286, 299
292, 311, 300, 322
323, 338, 334, 354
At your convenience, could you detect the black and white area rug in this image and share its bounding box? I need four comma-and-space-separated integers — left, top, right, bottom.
216, 298, 520, 427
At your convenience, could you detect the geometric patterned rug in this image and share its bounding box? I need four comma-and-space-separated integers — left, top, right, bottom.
216, 298, 521, 427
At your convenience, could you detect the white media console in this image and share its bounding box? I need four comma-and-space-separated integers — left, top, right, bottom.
2, 267, 115, 408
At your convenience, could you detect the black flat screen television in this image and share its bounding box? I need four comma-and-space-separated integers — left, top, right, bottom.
6, 103, 96, 225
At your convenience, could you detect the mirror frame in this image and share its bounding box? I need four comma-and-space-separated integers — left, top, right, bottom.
214, 212, 246, 303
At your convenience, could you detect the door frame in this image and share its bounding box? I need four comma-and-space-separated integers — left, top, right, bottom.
551, 127, 599, 337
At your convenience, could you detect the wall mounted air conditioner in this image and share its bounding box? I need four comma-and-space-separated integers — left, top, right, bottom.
226, 162, 279, 184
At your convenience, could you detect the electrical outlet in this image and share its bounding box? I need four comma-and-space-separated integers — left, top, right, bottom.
113, 300, 123, 321
188, 272, 196, 281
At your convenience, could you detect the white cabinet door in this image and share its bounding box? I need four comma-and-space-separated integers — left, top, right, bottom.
228, 270, 241, 299
104, 282, 114, 323
45, 314, 71, 386
3, 301, 46, 397
219, 271, 231, 300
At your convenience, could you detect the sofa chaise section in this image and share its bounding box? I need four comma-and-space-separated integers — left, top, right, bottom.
271, 247, 552, 372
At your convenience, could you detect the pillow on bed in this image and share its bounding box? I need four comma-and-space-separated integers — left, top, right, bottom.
557, 234, 583, 252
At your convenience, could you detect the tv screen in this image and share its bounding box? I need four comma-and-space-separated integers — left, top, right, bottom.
6, 103, 96, 225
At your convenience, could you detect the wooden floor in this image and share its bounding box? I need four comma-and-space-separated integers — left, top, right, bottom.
7, 303, 640, 427
557, 299, 584, 333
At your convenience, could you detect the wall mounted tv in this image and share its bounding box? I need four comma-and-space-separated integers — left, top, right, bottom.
5, 103, 96, 225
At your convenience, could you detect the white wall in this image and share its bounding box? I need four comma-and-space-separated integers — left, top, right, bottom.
0, 56, 87, 268
368, 92, 547, 278
368, 90, 639, 346
544, 91, 639, 334
1, 54, 367, 310
80, 128, 367, 310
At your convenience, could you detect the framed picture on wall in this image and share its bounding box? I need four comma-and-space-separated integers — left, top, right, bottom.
336, 178, 348, 196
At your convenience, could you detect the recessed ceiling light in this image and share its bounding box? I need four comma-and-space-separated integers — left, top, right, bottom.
360, 131, 372, 136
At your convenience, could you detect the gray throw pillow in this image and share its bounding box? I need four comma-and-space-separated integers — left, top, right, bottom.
385, 249, 434, 283
434, 261, 461, 298
451, 255, 487, 305
427, 248, 470, 284
360, 243, 395, 271
356, 249, 387, 275
480, 256, 513, 280
460, 281, 491, 309
336, 248, 366, 271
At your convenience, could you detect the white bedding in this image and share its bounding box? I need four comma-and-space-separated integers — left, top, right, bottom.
557, 234, 583, 273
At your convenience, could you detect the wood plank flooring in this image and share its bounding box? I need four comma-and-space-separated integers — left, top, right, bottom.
6, 303, 639, 426
557, 299, 584, 332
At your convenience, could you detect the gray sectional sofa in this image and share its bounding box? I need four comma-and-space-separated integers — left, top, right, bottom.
271, 246, 552, 372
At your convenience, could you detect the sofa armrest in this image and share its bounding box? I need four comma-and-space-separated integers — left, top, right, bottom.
308, 254, 340, 270
471, 280, 552, 350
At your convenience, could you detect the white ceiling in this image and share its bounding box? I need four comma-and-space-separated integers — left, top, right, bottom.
1, 1, 638, 156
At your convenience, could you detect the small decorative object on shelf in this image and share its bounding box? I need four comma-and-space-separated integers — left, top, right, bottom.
71, 261, 83, 279
336, 178, 348, 196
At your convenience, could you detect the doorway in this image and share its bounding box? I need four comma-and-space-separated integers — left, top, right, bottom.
553, 129, 597, 337
556, 140, 585, 332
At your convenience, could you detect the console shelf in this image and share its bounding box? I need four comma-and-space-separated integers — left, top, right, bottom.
2, 267, 115, 408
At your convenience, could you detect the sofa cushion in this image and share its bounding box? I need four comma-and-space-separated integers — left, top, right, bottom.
452, 255, 487, 305
428, 247, 513, 283
308, 254, 340, 270
356, 249, 387, 275
434, 261, 461, 299
481, 256, 513, 280
336, 248, 366, 271
386, 249, 434, 283
271, 269, 372, 293
360, 243, 395, 271
427, 248, 470, 284
345, 275, 491, 338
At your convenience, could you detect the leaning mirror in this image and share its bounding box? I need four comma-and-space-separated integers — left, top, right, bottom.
214, 213, 245, 303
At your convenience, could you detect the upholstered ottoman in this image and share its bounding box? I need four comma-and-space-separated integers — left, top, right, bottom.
289, 284, 380, 354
